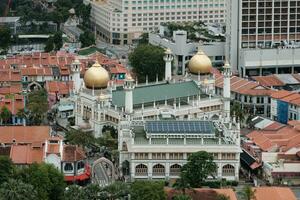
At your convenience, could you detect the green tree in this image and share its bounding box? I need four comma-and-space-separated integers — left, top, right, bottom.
0, 26, 11, 52
53, 31, 63, 50
240, 186, 256, 200
26, 89, 48, 125
0, 179, 38, 200
0, 106, 12, 125
230, 102, 246, 123
80, 31, 95, 48
100, 181, 130, 200
45, 37, 54, 52
138, 32, 149, 44
129, 44, 165, 83
0, 156, 15, 185
130, 181, 166, 200
64, 185, 85, 200
173, 194, 192, 200
181, 151, 217, 188
65, 129, 96, 149
16, 163, 66, 200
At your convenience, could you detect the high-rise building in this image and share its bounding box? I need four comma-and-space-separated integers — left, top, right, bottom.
226, 0, 300, 76
84, 0, 226, 45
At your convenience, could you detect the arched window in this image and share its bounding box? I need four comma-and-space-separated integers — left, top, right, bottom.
222, 164, 235, 176
64, 163, 74, 172
170, 164, 181, 176
122, 142, 128, 151
135, 164, 148, 176
152, 164, 165, 176
77, 161, 85, 170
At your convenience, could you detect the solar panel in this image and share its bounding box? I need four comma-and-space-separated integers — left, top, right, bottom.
145, 121, 214, 134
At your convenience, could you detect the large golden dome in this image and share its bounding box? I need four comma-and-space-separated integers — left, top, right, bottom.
84, 61, 110, 89
188, 50, 212, 74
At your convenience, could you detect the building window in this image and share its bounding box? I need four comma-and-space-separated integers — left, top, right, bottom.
170, 164, 181, 176
222, 164, 235, 176
135, 164, 148, 176
152, 164, 165, 176
77, 161, 85, 171
64, 163, 73, 172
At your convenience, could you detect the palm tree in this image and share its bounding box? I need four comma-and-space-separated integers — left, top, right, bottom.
0, 179, 38, 200
230, 102, 246, 123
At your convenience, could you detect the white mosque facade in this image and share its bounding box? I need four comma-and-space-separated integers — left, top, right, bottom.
72, 48, 241, 181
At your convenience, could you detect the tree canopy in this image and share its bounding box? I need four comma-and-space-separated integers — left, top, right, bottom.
16, 163, 66, 200
26, 89, 48, 125
65, 129, 96, 149
0, 26, 11, 52
129, 44, 165, 83
0, 156, 15, 185
0, 106, 12, 125
180, 151, 217, 188
80, 31, 96, 48
0, 179, 38, 200
130, 181, 166, 200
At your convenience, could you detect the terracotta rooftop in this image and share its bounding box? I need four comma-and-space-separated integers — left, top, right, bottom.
247, 122, 300, 152
254, 187, 296, 200
270, 90, 300, 106
252, 75, 285, 87
165, 187, 237, 200
10, 144, 44, 165
45, 81, 73, 95
62, 145, 86, 162
0, 84, 22, 95
0, 126, 50, 144
215, 74, 272, 96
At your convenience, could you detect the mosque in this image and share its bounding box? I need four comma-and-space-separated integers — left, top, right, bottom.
72, 48, 241, 181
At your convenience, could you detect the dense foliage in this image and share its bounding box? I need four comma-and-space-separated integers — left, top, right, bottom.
44, 31, 63, 52
180, 151, 217, 188
129, 44, 165, 83
0, 156, 15, 185
23, 89, 49, 125
0, 106, 12, 125
80, 31, 96, 48
131, 181, 166, 200
0, 179, 38, 200
12, 0, 91, 27
0, 26, 11, 52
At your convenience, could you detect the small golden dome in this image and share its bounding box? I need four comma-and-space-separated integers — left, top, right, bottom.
84, 61, 110, 89
165, 48, 172, 54
188, 50, 212, 74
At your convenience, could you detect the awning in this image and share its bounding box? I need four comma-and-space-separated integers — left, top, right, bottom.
241, 149, 261, 170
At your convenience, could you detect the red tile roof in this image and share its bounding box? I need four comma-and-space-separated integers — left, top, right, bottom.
10, 144, 44, 165
254, 187, 297, 200
215, 75, 272, 96
0, 126, 50, 144
165, 188, 237, 200
63, 145, 86, 162
0, 84, 22, 95
45, 81, 73, 95
252, 75, 285, 87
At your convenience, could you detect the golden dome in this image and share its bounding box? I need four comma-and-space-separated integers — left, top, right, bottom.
84, 61, 110, 89
188, 50, 212, 74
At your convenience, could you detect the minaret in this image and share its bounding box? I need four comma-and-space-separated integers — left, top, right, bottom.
71, 59, 81, 93
163, 48, 174, 81
223, 61, 232, 122
124, 74, 135, 114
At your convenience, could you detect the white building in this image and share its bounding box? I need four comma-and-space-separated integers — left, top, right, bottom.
84, 0, 226, 45
72, 46, 241, 181
226, 0, 300, 76
118, 119, 241, 181
149, 29, 225, 75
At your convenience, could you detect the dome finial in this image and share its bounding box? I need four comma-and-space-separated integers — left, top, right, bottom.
188, 47, 212, 74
